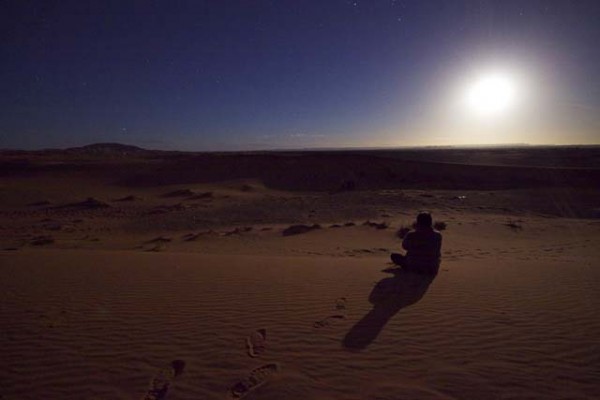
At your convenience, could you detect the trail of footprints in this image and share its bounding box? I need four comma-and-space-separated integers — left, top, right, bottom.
141, 297, 348, 399
227, 297, 349, 398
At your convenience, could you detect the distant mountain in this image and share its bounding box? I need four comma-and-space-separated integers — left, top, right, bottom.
65, 143, 148, 155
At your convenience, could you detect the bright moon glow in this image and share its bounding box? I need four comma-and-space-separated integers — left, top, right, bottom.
466, 73, 517, 117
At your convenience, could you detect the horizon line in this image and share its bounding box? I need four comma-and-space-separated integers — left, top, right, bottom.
2, 142, 600, 154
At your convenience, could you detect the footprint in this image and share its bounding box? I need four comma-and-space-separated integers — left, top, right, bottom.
38, 309, 68, 329
313, 314, 346, 328
246, 329, 267, 358
142, 360, 186, 400
227, 363, 280, 399
314, 298, 347, 328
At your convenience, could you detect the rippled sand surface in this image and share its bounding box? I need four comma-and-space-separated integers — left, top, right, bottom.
2, 250, 598, 399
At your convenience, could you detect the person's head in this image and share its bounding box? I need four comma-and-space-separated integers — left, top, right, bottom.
416, 211, 433, 229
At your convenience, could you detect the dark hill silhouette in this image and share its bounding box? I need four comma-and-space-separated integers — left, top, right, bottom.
65, 143, 148, 156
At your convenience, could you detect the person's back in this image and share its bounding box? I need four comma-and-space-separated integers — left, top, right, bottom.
391, 211, 442, 275
402, 227, 442, 270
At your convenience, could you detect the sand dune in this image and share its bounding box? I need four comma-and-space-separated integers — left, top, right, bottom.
1, 147, 598, 399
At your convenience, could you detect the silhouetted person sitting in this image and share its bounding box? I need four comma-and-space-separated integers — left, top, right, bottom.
391, 211, 442, 275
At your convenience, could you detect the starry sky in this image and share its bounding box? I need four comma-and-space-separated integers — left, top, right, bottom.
2, 0, 599, 150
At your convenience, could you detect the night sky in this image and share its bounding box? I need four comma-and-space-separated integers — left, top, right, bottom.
2, 1, 599, 150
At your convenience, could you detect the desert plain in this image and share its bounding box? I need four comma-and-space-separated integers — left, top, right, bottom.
1, 144, 599, 399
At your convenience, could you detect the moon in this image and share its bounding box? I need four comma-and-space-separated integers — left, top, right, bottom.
466, 72, 517, 117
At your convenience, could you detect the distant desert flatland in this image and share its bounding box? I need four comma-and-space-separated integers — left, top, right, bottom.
1, 144, 599, 399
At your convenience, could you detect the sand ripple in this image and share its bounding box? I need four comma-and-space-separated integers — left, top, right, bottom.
1, 251, 598, 399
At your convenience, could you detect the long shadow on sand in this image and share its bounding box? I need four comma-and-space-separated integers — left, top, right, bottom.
343, 268, 437, 350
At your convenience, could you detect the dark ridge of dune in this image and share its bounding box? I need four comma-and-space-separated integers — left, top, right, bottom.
113, 195, 140, 202
114, 153, 600, 191
2, 148, 599, 191
363, 221, 389, 229
282, 224, 321, 236
145, 236, 172, 243
162, 189, 195, 198
54, 197, 111, 210
65, 143, 148, 155
30, 235, 54, 245
187, 192, 213, 200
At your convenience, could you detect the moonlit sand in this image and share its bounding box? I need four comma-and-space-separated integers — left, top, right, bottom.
1, 145, 599, 399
